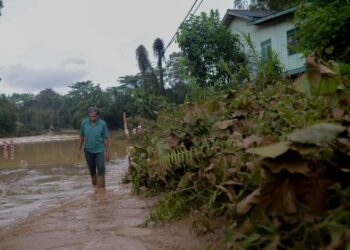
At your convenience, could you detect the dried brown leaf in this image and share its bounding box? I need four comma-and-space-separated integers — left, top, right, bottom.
248, 142, 291, 159
332, 108, 344, 120
236, 189, 260, 215
214, 120, 234, 130
222, 180, 243, 186
205, 173, 216, 185
216, 185, 235, 201
338, 138, 350, 152
152, 164, 167, 183
243, 135, 262, 149
166, 134, 180, 148
232, 110, 245, 119
245, 161, 257, 170
319, 63, 334, 75
291, 144, 320, 156
261, 158, 310, 175
293, 174, 330, 215
259, 169, 298, 214
177, 172, 195, 189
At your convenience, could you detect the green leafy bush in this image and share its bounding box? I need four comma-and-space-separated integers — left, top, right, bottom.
295, 0, 350, 63
128, 55, 350, 248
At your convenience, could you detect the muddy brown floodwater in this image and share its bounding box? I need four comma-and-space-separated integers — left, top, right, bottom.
0, 133, 212, 250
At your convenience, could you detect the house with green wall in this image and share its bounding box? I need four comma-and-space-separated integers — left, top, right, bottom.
222, 6, 305, 76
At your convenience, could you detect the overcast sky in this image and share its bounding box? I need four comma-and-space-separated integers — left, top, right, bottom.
0, 0, 234, 94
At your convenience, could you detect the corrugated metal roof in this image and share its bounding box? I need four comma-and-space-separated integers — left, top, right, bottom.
252, 6, 298, 25
228, 9, 276, 18
222, 6, 298, 27
222, 9, 275, 26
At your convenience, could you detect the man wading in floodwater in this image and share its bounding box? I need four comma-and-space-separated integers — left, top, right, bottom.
77, 106, 110, 188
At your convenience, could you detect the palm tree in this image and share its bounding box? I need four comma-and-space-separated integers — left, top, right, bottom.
136, 45, 160, 95
153, 38, 166, 95
0, 1, 3, 16
136, 45, 152, 75
136, 45, 153, 91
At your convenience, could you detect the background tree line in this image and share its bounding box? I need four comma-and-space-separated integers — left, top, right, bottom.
0, 48, 193, 136
0, 78, 149, 136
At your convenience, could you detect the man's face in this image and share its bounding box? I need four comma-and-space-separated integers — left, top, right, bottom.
88, 112, 98, 123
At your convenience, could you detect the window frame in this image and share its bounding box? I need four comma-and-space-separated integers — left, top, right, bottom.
261, 38, 272, 60
287, 28, 297, 56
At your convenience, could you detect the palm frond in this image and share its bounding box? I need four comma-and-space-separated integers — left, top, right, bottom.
136, 45, 152, 74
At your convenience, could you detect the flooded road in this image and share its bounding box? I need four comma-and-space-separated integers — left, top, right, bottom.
0, 133, 126, 230
0, 133, 209, 249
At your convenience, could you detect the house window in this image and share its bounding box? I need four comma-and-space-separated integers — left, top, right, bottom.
261, 39, 272, 60
287, 28, 297, 55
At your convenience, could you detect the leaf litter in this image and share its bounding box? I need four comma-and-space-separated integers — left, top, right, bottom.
127, 57, 350, 249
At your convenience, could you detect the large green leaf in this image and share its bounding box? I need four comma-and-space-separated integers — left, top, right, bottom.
287, 123, 346, 144
156, 139, 171, 155
293, 74, 311, 97
317, 76, 338, 95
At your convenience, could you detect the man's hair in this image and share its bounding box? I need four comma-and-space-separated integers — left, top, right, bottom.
87, 106, 99, 116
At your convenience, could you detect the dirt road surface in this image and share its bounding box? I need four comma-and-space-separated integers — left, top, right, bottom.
0, 158, 213, 250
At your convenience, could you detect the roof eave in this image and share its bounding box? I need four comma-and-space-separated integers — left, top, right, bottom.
222, 10, 254, 27
252, 6, 298, 25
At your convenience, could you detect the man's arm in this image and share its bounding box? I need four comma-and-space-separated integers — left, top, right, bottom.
77, 120, 85, 160
104, 138, 110, 161
77, 136, 84, 159
103, 122, 110, 161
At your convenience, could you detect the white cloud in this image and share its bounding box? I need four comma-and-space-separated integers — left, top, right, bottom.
61, 57, 86, 68
0, 64, 88, 93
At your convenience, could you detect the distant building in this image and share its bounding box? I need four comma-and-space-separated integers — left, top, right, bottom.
222, 6, 305, 76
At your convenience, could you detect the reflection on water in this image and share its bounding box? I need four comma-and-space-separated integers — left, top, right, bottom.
0, 134, 126, 168
0, 132, 127, 231
0, 140, 15, 160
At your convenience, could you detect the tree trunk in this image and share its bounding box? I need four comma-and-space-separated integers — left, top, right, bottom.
158, 59, 165, 96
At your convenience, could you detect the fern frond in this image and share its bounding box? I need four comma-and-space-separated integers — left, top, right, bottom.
150, 145, 202, 169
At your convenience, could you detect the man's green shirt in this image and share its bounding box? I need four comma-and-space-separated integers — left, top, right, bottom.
80, 118, 108, 153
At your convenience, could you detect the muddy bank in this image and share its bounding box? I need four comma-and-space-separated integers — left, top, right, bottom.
0, 134, 78, 145
0, 157, 214, 250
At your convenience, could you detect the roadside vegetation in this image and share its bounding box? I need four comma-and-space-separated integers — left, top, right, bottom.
126, 0, 350, 248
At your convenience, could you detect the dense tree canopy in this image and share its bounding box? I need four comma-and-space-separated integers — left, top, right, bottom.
0, 94, 16, 135
234, 0, 298, 10
294, 0, 350, 63
177, 10, 246, 87
164, 52, 190, 88
65, 81, 110, 128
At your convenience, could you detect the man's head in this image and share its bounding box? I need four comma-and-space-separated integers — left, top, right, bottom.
87, 106, 99, 123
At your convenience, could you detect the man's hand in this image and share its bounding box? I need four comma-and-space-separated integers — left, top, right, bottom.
105, 151, 110, 162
